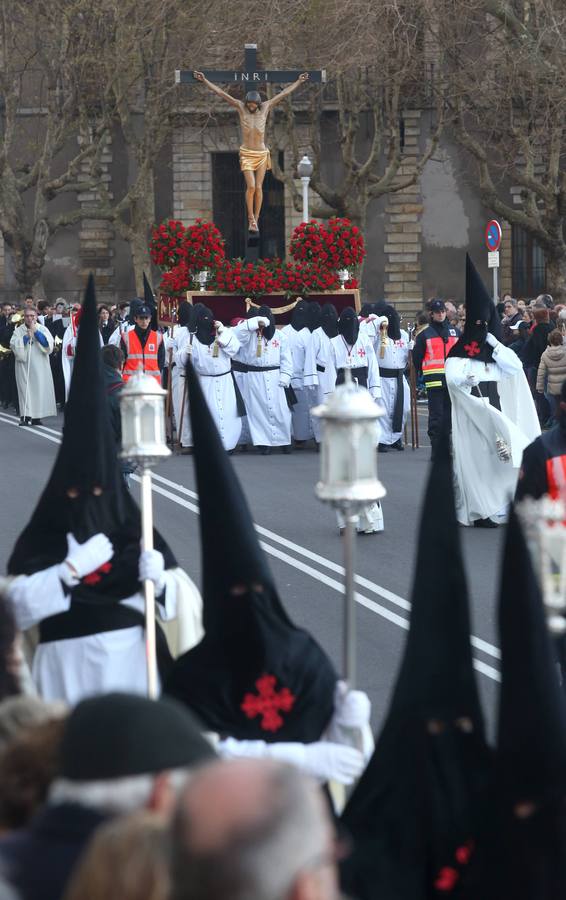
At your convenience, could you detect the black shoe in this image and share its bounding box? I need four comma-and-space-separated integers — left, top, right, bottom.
282, 445, 292, 455
473, 518, 499, 529
18, 417, 28, 427
259, 446, 271, 456
392, 439, 404, 451
378, 443, 388, 453
294, 440, 306, 450
31, 418, 42, 426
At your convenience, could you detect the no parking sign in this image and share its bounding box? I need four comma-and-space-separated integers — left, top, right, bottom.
485, 220, 502, 301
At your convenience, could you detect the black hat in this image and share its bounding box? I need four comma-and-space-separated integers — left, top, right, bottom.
428, 299, 446, 313
448, 255, 500, 362
481, 509, 566, 894
8, 276, 176, 602
341, 435, 492, 900
61, 692, 215, 781
128, 297, 144, 323
134, 304, 152, 318
164, 362, 337, 743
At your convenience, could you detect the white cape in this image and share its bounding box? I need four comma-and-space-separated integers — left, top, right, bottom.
446, 345, 540, 525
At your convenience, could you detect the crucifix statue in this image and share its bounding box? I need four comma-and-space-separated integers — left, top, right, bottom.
176, 45, 325, 234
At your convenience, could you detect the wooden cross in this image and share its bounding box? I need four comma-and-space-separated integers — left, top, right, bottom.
175, 43, 326, 85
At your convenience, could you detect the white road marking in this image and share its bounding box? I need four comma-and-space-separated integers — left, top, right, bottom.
0, 414, 501, 682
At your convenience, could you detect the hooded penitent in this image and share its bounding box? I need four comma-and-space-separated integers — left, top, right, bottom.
142, 272, 158, 330
448, 255, 502, 363
320, 303, 339, 339
8, 275, 176, 603
338, 307, 359, 346
306, 301, 321, 333
375, 301, 402, 342
340, 434, 492, 900
164, 362, 337, 742
194, 306, 215, 346
177, 300, 194, 330
479, 509, 566, 899
290, 299, 309, 332
251, 304, 275, 341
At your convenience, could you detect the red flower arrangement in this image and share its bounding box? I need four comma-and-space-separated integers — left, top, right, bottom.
150, 219, 225, 273
290, 217, 365, 272
152, 218, 362, 298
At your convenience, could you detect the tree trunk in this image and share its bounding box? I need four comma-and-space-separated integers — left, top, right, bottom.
545, 251, 566, 299
128, 169, 155, 295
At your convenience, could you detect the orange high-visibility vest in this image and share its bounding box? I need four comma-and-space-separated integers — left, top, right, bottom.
421, 332, 459, 388
122, 329, 162, 384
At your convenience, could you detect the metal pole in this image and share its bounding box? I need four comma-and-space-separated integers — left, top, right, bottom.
493, 265, 499, 305
342, 504, 357, 687
140, 466, 158, 699
301, 176, 310, 223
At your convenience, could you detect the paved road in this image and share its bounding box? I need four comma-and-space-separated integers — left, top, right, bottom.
0, 409, 502, 734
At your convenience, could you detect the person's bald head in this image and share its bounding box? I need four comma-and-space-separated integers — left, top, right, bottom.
170, 759, 338, 900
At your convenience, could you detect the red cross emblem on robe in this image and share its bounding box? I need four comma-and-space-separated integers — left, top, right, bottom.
357, 347, 366, 358
464, 341, 481, 357
240, 674, 295, 732
82, 562, 113, 586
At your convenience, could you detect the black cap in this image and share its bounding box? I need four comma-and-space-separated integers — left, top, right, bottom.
60, 693, 215, 781
134, 304, 152, 318
429, 299, 446, 312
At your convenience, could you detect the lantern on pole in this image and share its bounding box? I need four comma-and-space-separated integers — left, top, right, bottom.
312, 371, 386, 685
518, 496, 566, 635
120, 373, 171, 698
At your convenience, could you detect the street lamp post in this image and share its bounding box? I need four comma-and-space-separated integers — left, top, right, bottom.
120, 373, 171, 698
312, 371, 386, 685
297, 154, 313, 223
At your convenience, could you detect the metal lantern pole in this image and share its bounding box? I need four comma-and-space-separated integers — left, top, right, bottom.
140, 464, 158, 698
120, 373, 171, 699
342, 503, 358, 686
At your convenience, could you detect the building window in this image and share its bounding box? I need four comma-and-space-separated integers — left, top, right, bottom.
511, 225, 546, 297
212, 152, 285, 260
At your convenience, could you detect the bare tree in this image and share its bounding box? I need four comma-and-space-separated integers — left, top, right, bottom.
435, 0, 566, 294
0, 0, 111, 295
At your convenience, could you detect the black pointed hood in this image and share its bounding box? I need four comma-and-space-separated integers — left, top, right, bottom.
164, 362, 337, 743
375, 302, 402, 341
194, 306, 215, 346
341, 434, 492, 900
290, 299, 309, 332
448, 255, 500, 362
306, 301, 321, 333
177, 300, 194, 330
320, 303, 339, 338
253, 304, 275, 341
143, 272, 158, 330
477, 509, 566, 898
338, 307, 359, 345
8, 276, 175, 600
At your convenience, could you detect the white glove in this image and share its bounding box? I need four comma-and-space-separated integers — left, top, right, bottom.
279, 376, 291, 388
378, 316, 389, 328
486, 332, 499, 348
365, 313, 378, 322
60, 532, 113, 585
257, 316, 270, 327
466, 373, 479, 387
213, 321, 224, 334
247, 316, 270, 332
333, 681, 371, 729
302, 742, 364, 785
139, 549, 166, 594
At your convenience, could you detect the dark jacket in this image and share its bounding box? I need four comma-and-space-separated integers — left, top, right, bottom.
0, 803, 108, 900
523, 322, 554, 370
104, 364, 135, 474
99, 322, 117, 345
501, 310, 522, 345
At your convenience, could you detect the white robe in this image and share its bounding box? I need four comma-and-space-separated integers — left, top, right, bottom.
108, 322, 132, 347
311, 327, 335, 443
10, 324, 56, 420
280, 325, 318, 441
163, 325, 188, 438
175, 328, 242, 451
364, 324, 410, 445
7, 564, 203, 704
235, 320, 293, 447
62, 324, 104, 399
446, 342, 540, 525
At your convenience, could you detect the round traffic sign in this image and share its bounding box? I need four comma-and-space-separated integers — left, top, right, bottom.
485, 220, 502, 252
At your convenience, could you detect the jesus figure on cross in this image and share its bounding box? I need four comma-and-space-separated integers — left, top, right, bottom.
193, 70, 309, 233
